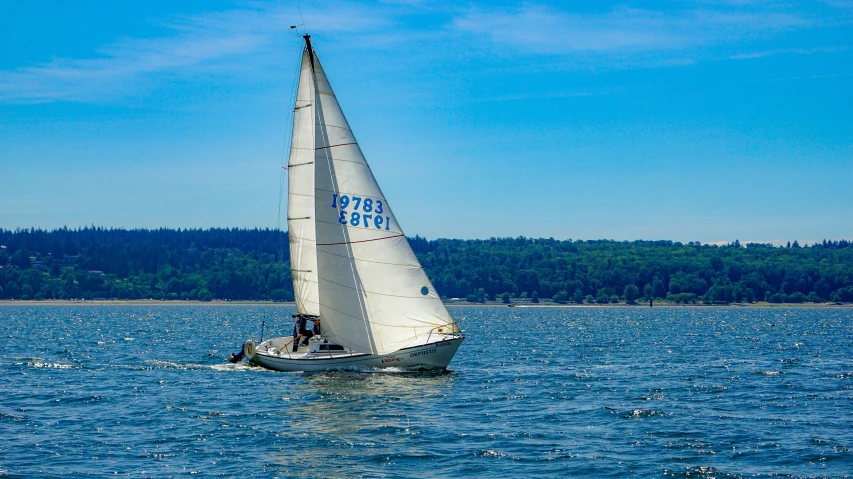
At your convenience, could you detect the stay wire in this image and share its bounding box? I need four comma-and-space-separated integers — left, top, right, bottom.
276, 46, 304, 263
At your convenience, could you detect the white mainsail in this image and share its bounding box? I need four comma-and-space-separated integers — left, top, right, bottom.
287, 49, 320, 316
290, 39, 456, 355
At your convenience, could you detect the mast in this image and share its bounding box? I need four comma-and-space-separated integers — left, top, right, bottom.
304, 35, 315, 72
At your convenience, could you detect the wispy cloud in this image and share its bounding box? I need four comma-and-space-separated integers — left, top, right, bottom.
0, 4, 387, 103
731, 45, 850, 59
2, 2, 849, 104
821, 0, 853, 10
740, 72, 853, 83
465, 86, 626, 103
452, 5, 809, 56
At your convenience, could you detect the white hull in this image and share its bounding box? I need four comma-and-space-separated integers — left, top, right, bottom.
248, 336, 464, 372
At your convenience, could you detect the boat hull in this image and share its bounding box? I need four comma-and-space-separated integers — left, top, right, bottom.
251, 337, 464, 372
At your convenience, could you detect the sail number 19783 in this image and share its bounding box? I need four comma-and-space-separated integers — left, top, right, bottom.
331, 194, 391, 231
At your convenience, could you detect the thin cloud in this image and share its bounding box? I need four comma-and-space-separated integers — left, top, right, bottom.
740, 72, 853, 83
731, 45, 850, 59
451, 5, 809, 55
820, 0, 853, 10
466, 86, 626, 103
0, 5, 388, 103
453, 7, 681, 54
2, 2, 847, 103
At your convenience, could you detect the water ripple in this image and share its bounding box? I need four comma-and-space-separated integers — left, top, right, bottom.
1, 305, 852, 477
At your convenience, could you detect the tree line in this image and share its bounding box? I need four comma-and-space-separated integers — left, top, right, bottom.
1, 227, 852, 304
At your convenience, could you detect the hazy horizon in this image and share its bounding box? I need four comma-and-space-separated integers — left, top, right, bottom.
0, 224, 845, 248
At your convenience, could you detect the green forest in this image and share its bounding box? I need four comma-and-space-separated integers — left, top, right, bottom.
1, 227, 852, 304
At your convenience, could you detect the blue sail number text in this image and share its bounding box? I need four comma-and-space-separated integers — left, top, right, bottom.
332, 194, 390, 230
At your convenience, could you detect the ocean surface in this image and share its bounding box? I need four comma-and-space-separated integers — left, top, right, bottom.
1, 305, 852, 478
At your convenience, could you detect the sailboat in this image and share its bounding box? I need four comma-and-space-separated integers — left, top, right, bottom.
238, 35, 464, 372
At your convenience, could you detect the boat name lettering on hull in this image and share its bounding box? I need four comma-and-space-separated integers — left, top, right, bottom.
381, 356, 401, 363
410, 349, 436, 358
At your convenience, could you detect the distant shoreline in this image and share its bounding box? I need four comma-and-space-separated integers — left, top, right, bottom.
0, 300, 849, 308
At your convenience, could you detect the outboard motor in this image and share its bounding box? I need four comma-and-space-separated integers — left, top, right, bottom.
229, 339, 255, 363
229, 350, 244, 363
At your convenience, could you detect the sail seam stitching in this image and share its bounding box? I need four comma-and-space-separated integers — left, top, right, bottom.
316, 248, 423, 268
314, 187, 379, 197
316, 234, 404, 246
318, 276, 437, 300
288, 192, 315, 199
314, 124, 352, 132
288, 236, 316, 242
315, 299, 443, 329
315, 142, 357, 150
317, 303, 375, 327
313, 158, 369, 167
315, 218, 389, 229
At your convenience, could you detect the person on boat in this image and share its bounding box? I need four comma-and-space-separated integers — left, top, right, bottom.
292, 315, 319, 351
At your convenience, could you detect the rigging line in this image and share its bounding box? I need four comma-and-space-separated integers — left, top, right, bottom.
311, 56, 376, 355
315, 142, 357, 150
366, 317, 449, 329
299, 7, 308, 35
316, 234, 404, 246
277, 48, 303, 262
279, 51, 302, 221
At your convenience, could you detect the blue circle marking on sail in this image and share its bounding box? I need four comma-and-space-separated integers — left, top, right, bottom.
421, 287, 429, 295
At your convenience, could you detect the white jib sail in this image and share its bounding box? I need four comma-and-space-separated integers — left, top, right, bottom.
307, 48, 456, 355
287, 49, 320, 316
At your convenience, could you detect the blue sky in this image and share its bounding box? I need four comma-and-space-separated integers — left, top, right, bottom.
1, 0, 851, 244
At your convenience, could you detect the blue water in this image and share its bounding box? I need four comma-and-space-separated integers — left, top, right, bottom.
1, 305, 852, 478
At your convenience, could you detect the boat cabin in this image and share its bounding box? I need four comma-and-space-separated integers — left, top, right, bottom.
308, 339, 350, 354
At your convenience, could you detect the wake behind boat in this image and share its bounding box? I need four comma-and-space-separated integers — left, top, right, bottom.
233, 35, 464, 372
